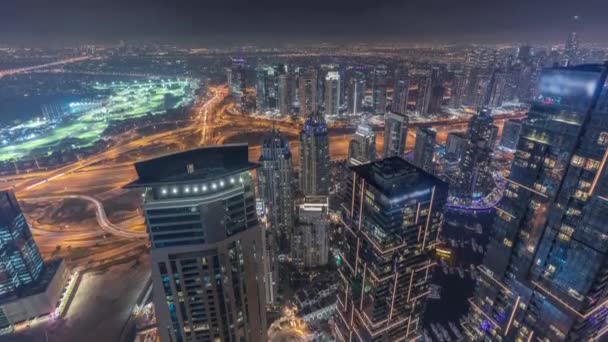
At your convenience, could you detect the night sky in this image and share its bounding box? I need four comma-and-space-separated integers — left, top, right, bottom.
1, 0, 607, 45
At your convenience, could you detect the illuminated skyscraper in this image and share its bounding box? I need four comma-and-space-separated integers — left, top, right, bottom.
278, 73, 291, 116
468, 107, 497, 145
413, 127, 436, 174
563, 31, 579, 66
347, 72, 365, 115
0, 190, 67, 331
299, 112, 330, 196
334, 157, 448, 342
299, 68, 318, 117
412, 69, 433, 116
464, 64, 608, 341
255, 66, 275, 113
348, 121, 376, 166
450, 70, 467, 108
372, 65, 388, 114
382, 111, 408, 158
0, 190, 44, 297
257, 129, 294, 240
291, 196, 329, 268
392, 78, 410, 114
324, 71, 341, 117
128, 145, 267, 342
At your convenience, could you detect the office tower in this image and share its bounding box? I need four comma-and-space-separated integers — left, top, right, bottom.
255, 67, 270, 113
334, 157, 449, 342
563, 31, 579, 66
299, 112, 330, 196
428, 84, 445, 114
348, 121, 376, 166
0, 190, 44, 297
257, 129, 294, 240
485, 70, 508, 109
291, 196, 329, 268
347, 72, 365, 115
412, 69, 433, 116
299, 68, 318, 117
382, 111, 408, 158
499, 119, 522, 150
468, 107, 497, 146
324, 71, 341, 117
445, 132, 468, 162
228, 58, 246, 97
0, 190, 67, 331
278, 73, 291, 116
454, 138, 494, 199
469, 71, 493, 110
413, 127, 437, 173
450, 70, 467, 108
392, 79, 409, 114
372, 65, 388, 114
257, 129, 292, 306
127, 145, 267, 342
464, 64, 608, 341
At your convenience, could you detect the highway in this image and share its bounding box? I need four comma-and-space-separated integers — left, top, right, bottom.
0, 56, 92, 79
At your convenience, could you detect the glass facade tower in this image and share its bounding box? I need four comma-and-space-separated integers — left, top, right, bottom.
464, 64, 608, 341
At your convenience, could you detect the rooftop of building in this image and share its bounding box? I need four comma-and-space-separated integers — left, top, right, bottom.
350, 157, 448, 197
0, 259, 64, 305
125, 144, 257, 188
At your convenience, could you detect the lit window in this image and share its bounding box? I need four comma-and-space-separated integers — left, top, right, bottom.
571, 155, 585, 167
161, 188, 168, 195
598, 132, 608, 146
584, 159, 600, 171
172, 187, 178, 194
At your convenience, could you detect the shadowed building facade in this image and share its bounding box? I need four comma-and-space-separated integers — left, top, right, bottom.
127, 145, 267, 342
464, 64, 608, 341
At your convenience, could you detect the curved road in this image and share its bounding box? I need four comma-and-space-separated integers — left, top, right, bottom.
23, 195, 147, 239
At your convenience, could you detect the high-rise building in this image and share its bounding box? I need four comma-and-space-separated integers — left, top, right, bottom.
347, 72, 365, 115
413, 127, 437, 173
348, 121, 376, 166
255, 66, 276, 113
499, 119, 522, 150
257, 129, 294, 241
382, 111, 409, 158
278, 73, 291, 116
299, 68, 318, 117
450, 70, 467, 108
392, 79, 410, 114
428, 84, 445, 114
372, 66, 388, 114
454, 138, 494, 199
468, 107, 498, 146
334, 157, 449, 342
299, 112, 330, 196
464, 64, 608, 342
127, 145, 267, 342
485, 70, 508, 109
324, 71, 341, 117
291, 196, 329, 269
0, 190, 44, 297
445, 132, 468, 162
412, 69, 433, 116
563, 31, 579, 66
257, 129, 293, 305
0, 190, 67, 331
228, 58, 246, 97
